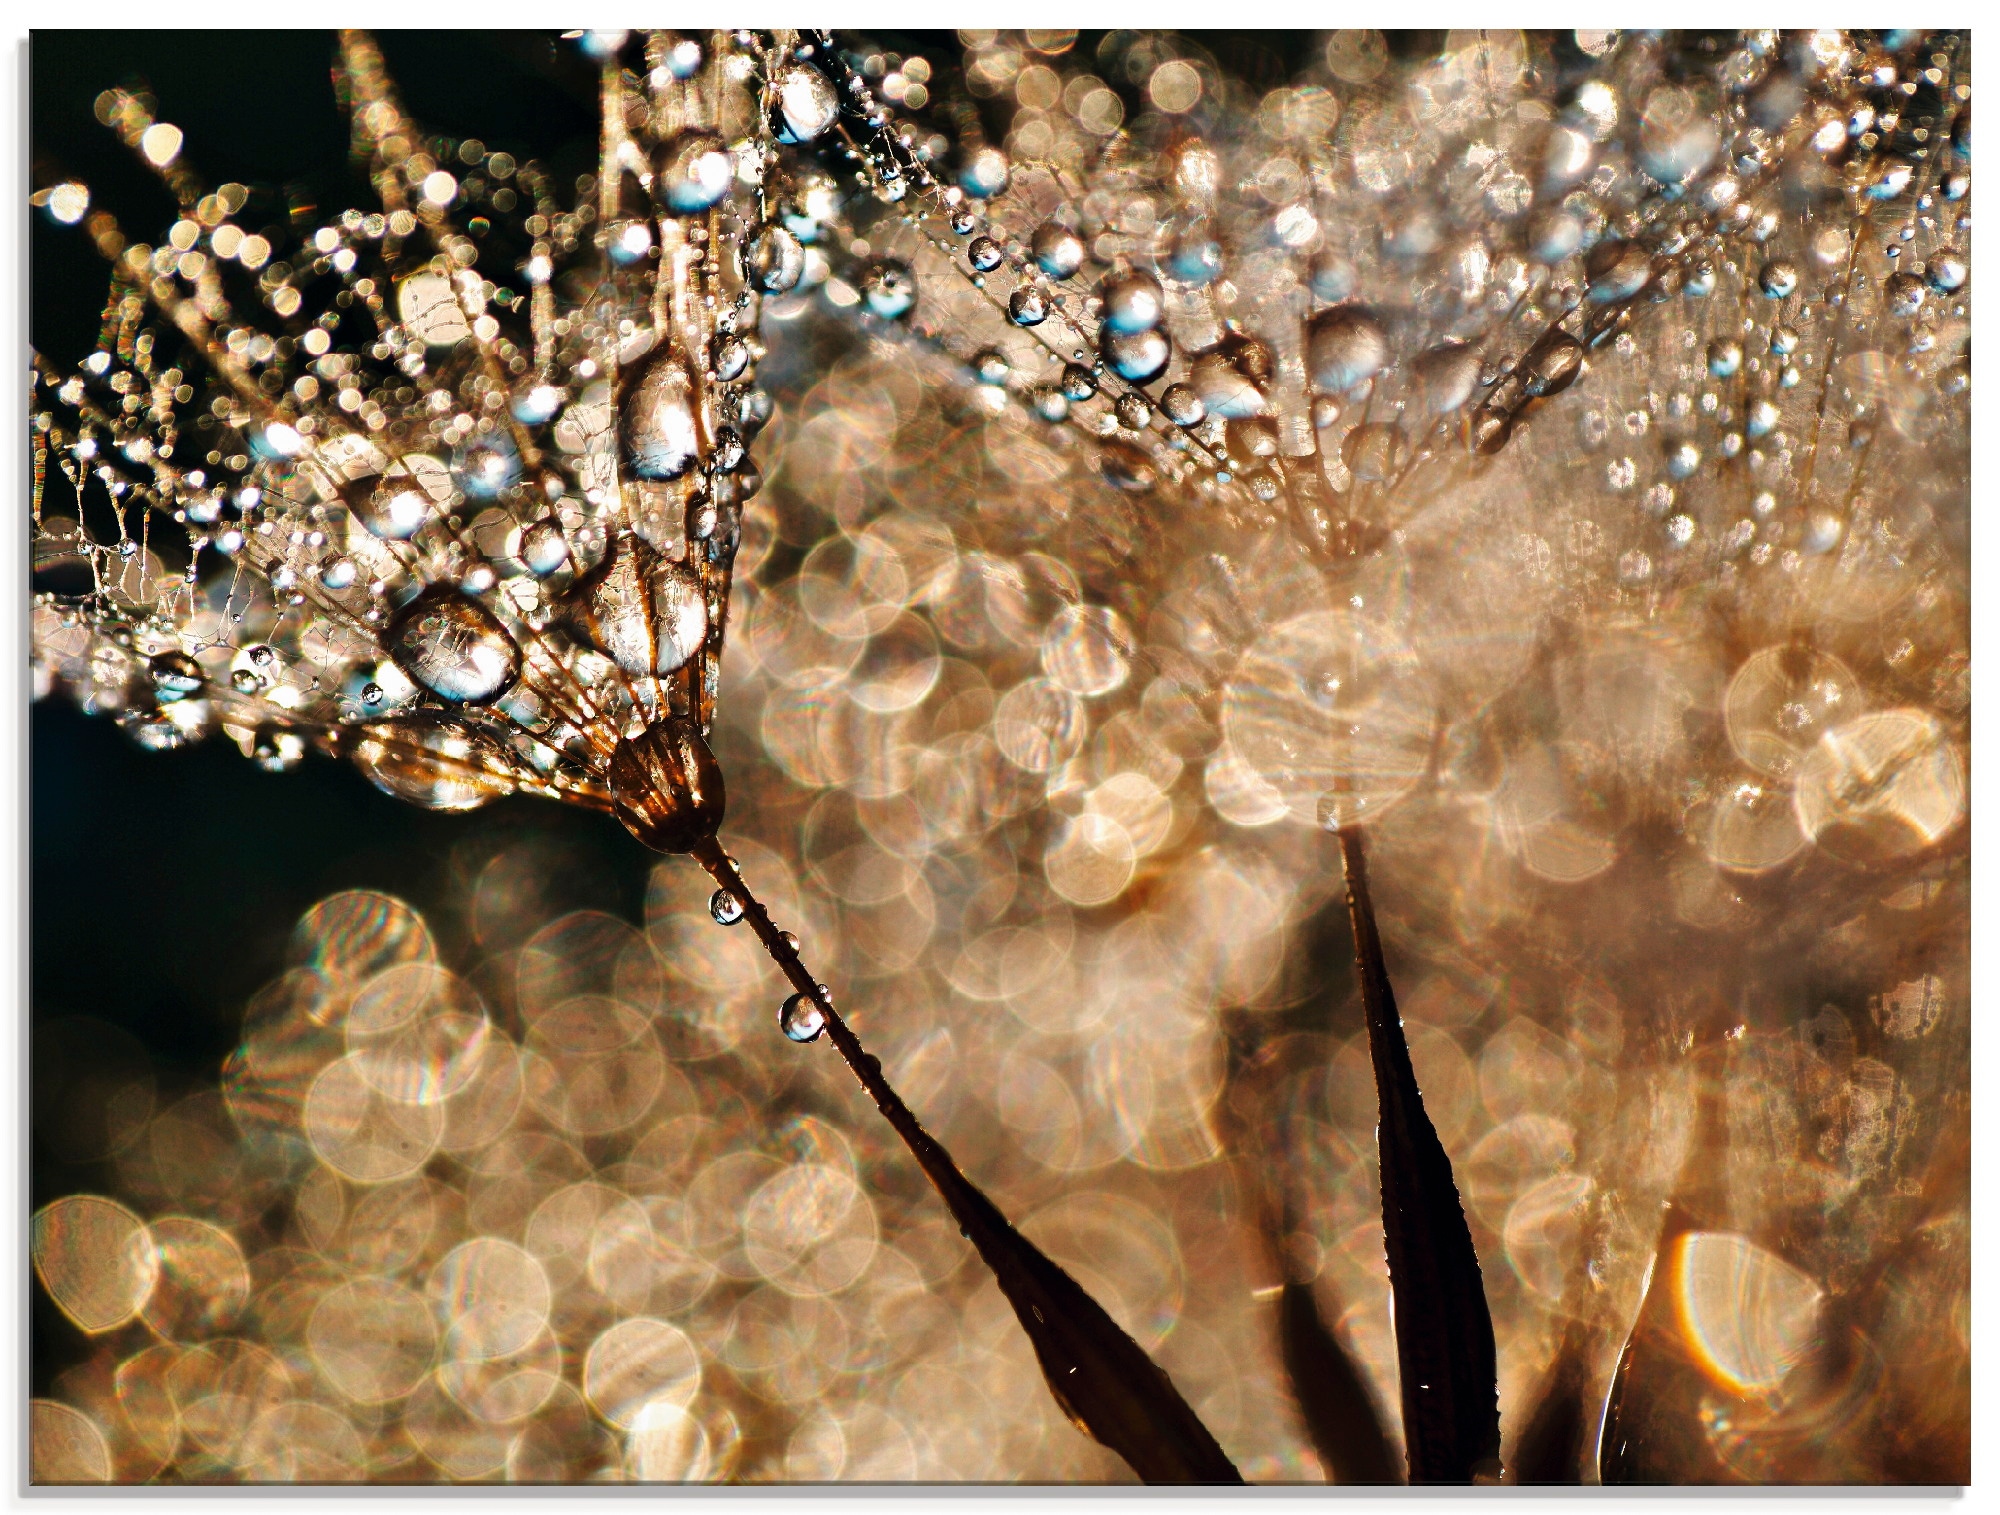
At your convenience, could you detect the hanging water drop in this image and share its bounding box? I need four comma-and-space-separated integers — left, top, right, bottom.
959, 147, 1011, 199
148, 650, 203, 701
619, 349, 701, 482
779, 992, 827, 1043
385, 588, 522, 705
775, 66, 840, 143
519, 519, 569, 577
709, 888, 745, 926
744, 226, 805, 293
343, 471, 434, 541
1008, 287, 1048, 326
1306, 307, 1390, 393
968, 236, 1004, 273
453, 428, 521, 499
1031, 223, 1085, 280
1100, 271, 1164, 333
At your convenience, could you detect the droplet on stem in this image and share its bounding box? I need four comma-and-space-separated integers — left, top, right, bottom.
779, 991, 827, 1043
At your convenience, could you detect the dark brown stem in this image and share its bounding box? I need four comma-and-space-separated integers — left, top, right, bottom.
1337, 826, 1501, 1484
689, 833, 1244, 1485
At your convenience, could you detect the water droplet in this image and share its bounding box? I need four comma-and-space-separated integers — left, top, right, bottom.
344, 472, 433, 541
1008, 287, 1048, 326
510, 519, 564, 578
708, 888, 745, 926
1926, 248, 1968, 293
1115, 393, 1151, 430
1759, 260, 1799, 299
567, 533, 709, 677
1101, 271, 1164, 333
1412, 341, 1481, 414
453, 429, 521, 500
1665, 440, 1703, 480
609, 715, 726, 853
1191, 350, 1267, 419
970, 348, 1011, 386
386, 588, 522, 705
320, 556, 358, 590
1160, 383, 1205, 427
1169, 233, 1224, 285
149, 650, 203, 699
1032, 387, 1070, 423
1466, 403, 1513, 455
1031, 223, 1085, 280
1706, 338, 1743, 378
1060, 364, 1097, 402
775, 66, 839, 143
712, 337, 751, 383
960, 146, 1011, 198
1308, 251, 1356, 302
1885, 271, 1926, 317
362, 681, 384, 705
619, 350, 700, 482
779, 992, 827, 1043
1306, 306, 1389, 393
860, 260, 916, 321
968, 236, 1004, 273
1585, 240, 1652, 303
744, 226, 805, 293
651, 131, 733, 215
1521, 330, 1585, 398
1101, 325, 1170, 386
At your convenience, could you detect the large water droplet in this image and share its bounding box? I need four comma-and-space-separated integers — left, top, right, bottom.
353, 715, 516, 811
708, 888, 745, 926
1008, 287, 1048, 326
609, 716, 726, 853
1101, 271, 1164, 333
1031, 223, 1085, 280
775, 66, 840, 143
1103, 325, 1171, 385
1307, 307, 1389, 393
453, 428, 521, 500
779, 992, 827, 1043
744, 227, 805, 293
567, 534, 710, 678
959, 147, 1010, 199
343, 471, 434, 541
619, 350, 700, 483
386, 589, 522, 705
148, 650, 203, 701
